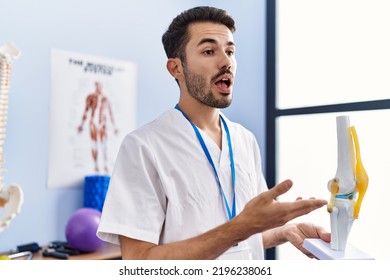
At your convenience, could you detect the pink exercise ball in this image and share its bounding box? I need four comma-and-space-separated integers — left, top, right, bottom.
65, 207, 103, 252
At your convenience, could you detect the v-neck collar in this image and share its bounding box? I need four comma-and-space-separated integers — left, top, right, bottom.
197, 119, 229, 167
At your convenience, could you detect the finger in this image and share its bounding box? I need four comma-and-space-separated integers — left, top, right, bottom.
316, 226, 331, 242
298, 196, 316, 200
285, 230, 317, 258
288, 199, 327, 219
266, 179, 293, 200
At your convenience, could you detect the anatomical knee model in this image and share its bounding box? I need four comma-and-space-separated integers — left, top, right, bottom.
0, 42, 23, 233
327, 116, 368, 251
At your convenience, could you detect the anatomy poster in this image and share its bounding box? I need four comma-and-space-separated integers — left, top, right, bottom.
49, 49, 136, 189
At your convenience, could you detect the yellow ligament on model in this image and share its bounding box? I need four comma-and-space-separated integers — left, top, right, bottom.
350, 126, 369, 219
327, 178, 339, 213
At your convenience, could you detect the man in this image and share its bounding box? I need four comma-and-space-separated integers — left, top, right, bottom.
97, 6, 330, 260
78, 81, 118, 173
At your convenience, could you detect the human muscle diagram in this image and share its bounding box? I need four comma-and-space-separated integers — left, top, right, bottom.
48, 49, 136, 189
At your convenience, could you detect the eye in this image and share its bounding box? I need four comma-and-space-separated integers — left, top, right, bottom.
226, 50, 235, 56
203, 50, 214, 56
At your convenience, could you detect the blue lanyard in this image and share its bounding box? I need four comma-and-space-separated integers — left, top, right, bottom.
175, 104, 236, 220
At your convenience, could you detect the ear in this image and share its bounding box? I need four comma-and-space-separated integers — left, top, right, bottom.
166, 58, 183, 80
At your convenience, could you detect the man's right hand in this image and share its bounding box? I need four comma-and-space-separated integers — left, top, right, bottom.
235, 179, 327, 237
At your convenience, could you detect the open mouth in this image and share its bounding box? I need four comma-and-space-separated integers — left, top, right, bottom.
215, 75, 233, 90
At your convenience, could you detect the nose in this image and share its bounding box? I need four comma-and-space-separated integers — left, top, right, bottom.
218, 52, 233, 70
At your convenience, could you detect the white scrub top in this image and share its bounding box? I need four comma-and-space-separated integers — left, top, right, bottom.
97, 108, 268, 259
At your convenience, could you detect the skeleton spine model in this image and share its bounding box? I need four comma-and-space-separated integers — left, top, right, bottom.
0, 42, 23, 233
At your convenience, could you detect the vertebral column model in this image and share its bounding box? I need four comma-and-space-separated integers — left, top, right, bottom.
0, 43, 23, 233
327, 116, 368, 250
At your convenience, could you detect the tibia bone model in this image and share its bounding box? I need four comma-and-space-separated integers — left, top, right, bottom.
327, 116, 368, 250
0, 42, 23, 233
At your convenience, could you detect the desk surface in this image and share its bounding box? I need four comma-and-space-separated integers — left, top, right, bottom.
33, 242, 121, 260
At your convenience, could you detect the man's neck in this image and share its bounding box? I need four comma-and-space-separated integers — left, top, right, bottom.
177, 99, 223, 149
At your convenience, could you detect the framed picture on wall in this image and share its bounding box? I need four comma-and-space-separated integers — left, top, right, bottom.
48, 49, 137, 189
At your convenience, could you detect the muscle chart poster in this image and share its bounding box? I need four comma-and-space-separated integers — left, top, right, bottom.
49, 49, 136, 189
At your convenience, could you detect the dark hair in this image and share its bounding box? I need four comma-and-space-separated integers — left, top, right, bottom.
162, 6, 236, 61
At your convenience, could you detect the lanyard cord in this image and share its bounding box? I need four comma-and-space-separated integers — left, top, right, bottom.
175, 104, 236, 220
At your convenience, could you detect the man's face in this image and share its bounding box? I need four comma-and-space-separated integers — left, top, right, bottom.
182, 22, 236, 108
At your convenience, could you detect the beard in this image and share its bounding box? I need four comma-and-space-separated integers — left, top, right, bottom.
182, 63, 232, 109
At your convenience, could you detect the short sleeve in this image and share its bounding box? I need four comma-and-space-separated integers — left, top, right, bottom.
97, 133, 166, 245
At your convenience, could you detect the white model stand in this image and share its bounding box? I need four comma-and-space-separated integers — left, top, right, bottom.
303, 239, 373, 260
303, 116, 373, 260
0, 42, 23, 233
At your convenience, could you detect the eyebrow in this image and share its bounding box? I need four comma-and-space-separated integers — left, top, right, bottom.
197, 38, 235, 47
